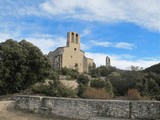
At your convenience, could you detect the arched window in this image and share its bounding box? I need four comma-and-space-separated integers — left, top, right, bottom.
76, 34, 78, 43
72, 32, 74, 43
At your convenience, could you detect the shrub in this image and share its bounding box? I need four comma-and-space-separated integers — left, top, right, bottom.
83, 87, 112, 99
105, 79, 114, 97
127, 88, 142, 100
77, 74, 90, 85
77, 84, 88, 98
46, 82, 77, 97
32, 83, 49, 94
32, 81, 77, 98
58, 67, 79, 79
90, 79, 106, 89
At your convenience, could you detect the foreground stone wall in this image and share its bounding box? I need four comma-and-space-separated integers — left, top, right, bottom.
0, 101, 15, 111
131, 101, 160, 119
13, 95, 160, 119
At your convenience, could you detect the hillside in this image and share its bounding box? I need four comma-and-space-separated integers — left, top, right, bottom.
144, 63, 160, 74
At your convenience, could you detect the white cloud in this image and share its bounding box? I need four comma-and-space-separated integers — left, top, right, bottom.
114, 42, 135, 49
41, 0, 160, 32
85, 52, 160, 69
0, 32, 66, 54
0, 1, 44, 17
20, 34, 66, 54
91, 40, 112, 47
90, 40, 134, 49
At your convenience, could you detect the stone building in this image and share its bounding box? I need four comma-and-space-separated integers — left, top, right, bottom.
48, 32, 95, 73
106, 56, 111, 67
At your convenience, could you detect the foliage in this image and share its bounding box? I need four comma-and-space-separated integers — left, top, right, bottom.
0, 39, 51, 95
108, 71, 144, 96
49, 69, 59, 81
128, 65, 143, 71
77, 84, 88, 98
46, 82, 76, 97
144, 63, 160, 74
83, 87, 112, 99
105, 79, 114, 97
90, 79, 106, 89
89, 66, 118, 78
76, 74, 90, 97
77, 74, 90, 85
32, 80, 77, 98
58, 67, 79, 79
136, 74, 160, 100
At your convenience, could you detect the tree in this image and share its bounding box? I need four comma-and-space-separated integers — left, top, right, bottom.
108, 71, 145, 96
105, 79, 114, 97
58, 67, 79, 79
136, 74, 160, 100
0, 39, 51, 95
90, 79, 106, 89
89, 66, 118, 78
144, 63, 160, 74
77, 74, 90, 97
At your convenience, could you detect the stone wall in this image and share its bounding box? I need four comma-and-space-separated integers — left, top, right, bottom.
13, 95, 160, 119
0, 101, 15, 111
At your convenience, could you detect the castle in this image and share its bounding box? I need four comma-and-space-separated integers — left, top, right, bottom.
48, 32, 95, 73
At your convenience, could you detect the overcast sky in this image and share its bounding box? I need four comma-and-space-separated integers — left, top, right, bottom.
0, 0, 160, 69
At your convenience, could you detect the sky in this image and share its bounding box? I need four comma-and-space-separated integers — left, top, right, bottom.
0, 0, 160, 69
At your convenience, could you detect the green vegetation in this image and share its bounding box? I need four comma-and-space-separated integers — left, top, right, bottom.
144, 63, 160, 74
0, 39, 51, 95
90, 79, 106, 89
0, 39, 160, 100
77, 74, 90, 98
89, 65, 160, 100
58, 67, 79, 79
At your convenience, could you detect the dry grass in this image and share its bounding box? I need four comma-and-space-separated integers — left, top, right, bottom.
83, 87, 112, 99
127, 88, 142, 100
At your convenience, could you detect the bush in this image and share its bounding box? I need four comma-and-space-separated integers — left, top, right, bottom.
83, 87, 112, 99
58, 67, 79, 79
32, 83, 49, 94
90, 79, 106, 89
77, 84, 88, 98
32, 81, 77, 98
46, 82, 77, 97
127, 88, 142, 100
77, 74, 90, 85
105, 79, 114, 97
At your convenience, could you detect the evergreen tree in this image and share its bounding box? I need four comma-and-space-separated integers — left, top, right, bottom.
0, 39, 51, 95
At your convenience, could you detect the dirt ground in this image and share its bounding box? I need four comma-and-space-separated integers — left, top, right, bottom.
0, 110, 77, 120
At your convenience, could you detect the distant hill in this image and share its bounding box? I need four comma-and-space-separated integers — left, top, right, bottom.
144, 63, 160, 74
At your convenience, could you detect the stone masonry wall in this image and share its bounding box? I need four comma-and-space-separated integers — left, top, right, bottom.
13, 95, 160, 119
0, 101, 15, 111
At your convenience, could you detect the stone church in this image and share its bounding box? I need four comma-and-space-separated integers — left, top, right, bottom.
48, 32, 95, 73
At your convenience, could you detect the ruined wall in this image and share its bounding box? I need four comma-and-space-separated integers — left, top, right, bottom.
13, 95, 160, 119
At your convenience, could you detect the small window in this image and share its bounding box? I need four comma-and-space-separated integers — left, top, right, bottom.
75, 63, 78, 67
74, 48, 76, 51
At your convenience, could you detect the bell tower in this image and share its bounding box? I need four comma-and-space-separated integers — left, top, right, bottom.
66, 32, 80, 50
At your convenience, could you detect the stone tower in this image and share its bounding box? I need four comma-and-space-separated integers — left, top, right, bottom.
106, 56, 111, 68
67, 32, 80, 50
